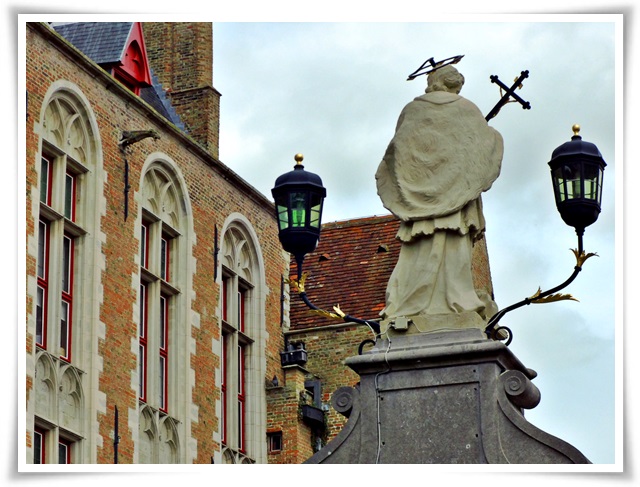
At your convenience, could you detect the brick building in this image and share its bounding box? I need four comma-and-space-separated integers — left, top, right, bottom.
24, 21, 291, 465
23, 21, 496, 465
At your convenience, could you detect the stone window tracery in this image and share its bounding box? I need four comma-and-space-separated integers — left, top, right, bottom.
32, 86, 98, 464
137, 160, 189, 463
218, 218, 266, 463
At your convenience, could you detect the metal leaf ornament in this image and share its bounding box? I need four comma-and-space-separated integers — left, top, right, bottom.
529, 287, 579, 304
573, 248, 599, 267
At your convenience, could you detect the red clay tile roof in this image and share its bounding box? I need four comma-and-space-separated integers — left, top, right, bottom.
289, 214, 401, 330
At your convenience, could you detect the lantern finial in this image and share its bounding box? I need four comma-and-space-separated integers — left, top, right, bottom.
572, 124, 581, 137
295, 153, 304, 165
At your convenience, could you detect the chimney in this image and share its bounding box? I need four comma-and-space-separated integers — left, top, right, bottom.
142, 22, 221, 159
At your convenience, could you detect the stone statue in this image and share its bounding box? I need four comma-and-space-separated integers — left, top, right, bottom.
376, 65, 503, 332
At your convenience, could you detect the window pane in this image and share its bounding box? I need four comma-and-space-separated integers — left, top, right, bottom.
552, 167, 565, 202
275, 195, 289, 230
268, 432, 282, 453
139, 284, 147, 401
34, 430, 43, 464
221, 334, 227, 444
310, 204, 322, 228
160, 296, 167, 349
557, 163, 582, 200
60, 300, 69, 359
58, 442, 69, 464
159, 355, 166, 410
140, 224, 148, 268
598, 169, 604, 204
238, 400, 244, 450
62, 236, 72, 294
238, 289, 246, 333
139, 345, 145, 399
584, 163, 601, 201
139, 285, 146, 339
40, 157, 50, 204
238, 344, 245, 449
309, 193, 323, 228
37, 221, 47, 280
222, 278, 229, 322
36, 286, 45, 346
584, 178, 597, 200
159, 295, 168, 411
237, 344, 243, 395
64, 173, 75, 220
568, 178, 581, 199
277, 205, 289, 230
161, 237, 169, 281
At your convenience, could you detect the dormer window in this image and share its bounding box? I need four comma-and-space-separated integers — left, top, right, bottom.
112, 39, 149, 95
53, 22, 152, 96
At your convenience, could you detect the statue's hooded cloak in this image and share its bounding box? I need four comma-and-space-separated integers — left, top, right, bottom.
376, 91, 503, 222
376, 89, 503, 323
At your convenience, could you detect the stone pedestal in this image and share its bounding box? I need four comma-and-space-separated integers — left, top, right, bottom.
305, 328, 590, 464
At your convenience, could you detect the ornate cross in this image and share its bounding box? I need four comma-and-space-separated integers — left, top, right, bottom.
485, 70, 531, 121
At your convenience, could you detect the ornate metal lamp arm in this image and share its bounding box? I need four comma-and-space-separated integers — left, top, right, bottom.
288, 271, 381, 337
485, 232, 597, 344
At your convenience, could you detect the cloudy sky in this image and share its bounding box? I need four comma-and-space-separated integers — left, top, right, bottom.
10, 0, 635, 479
212, 18, 620, 466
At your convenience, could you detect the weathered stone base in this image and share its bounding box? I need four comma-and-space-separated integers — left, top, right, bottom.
305, 328, 590, 464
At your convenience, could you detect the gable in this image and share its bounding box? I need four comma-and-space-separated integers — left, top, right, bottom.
53, 22, 152, 88
116, 22, 152, 87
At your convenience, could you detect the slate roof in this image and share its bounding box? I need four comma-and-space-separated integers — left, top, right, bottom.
53, 22, 133, 65
52, 22, 185, 130
289, 214, 401, 330
140, 70, 186, 131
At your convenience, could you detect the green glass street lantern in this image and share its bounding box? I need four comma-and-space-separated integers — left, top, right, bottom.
271, 154, 381, 337
271, 154, 326, 277
548, 124, 607, 237
486, 124, 607, 344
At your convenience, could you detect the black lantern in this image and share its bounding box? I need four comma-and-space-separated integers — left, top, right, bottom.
271, 155, 381, 337
271, 154, 327, 275
548, 124, 606, 236
486, 124, 607, 344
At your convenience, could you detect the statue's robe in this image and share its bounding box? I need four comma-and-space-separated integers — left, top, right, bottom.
376, 90, 503, 325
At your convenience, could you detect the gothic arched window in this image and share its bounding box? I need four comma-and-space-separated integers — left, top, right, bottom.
219, 216, 266, 463
137, 158, 191, 463
32, 84, 101, 464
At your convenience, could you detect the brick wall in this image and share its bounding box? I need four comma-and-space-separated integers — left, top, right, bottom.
142, 22, 220, 158
284, 324, 372, 446
25, 22, 287, 464
265, 366, 316, 463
